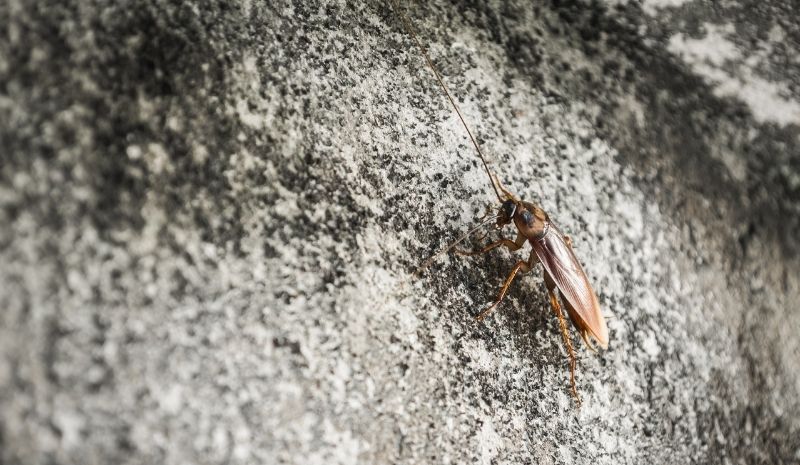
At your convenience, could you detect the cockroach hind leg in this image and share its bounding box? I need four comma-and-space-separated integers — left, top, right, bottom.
546, 285, 582, 406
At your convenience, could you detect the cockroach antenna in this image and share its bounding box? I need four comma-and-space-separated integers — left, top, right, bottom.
391, 0, 504, 202
411, 214, 501, 277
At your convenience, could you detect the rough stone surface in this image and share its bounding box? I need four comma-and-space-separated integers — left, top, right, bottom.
2, 1, 799, 464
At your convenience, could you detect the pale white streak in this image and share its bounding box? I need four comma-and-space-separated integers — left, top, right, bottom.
668, 23, 800, 127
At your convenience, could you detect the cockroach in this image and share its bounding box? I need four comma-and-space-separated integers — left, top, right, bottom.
393, 3, 609, 405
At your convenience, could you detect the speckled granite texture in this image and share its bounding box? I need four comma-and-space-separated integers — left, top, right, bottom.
1, 1, 799, 464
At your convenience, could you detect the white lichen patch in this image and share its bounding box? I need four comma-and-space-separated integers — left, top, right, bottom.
668, 22, 800, 126
464, 338, 494, 371
477, 418, 502, 465
640, 0, 693, 16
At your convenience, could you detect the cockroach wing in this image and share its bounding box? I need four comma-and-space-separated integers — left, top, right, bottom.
531, 225, 609, 349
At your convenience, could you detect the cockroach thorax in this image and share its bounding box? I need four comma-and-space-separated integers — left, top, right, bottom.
514, 201, 549, 239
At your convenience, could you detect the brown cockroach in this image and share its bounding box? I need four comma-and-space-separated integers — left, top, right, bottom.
393, 3, 608, 405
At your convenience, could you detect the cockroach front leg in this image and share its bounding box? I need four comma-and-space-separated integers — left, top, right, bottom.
475, 250, 539, 321
455, 232, 525, 256
544, 271, 581, 406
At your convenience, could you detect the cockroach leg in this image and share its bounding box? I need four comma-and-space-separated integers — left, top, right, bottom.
544, 271, 581, 405
550, 292, 581, 405
472, 229, 490, 243
475, 250, 539, 321
455, 232, 525, 256
563, 234, 573, 249
468, 206, 495, 244
479, 203, 496, 221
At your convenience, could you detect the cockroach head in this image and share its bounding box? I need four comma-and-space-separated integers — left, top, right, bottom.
496, 198, 517, 228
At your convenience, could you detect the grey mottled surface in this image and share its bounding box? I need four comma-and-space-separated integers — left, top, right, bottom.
2, 0, 800, 464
